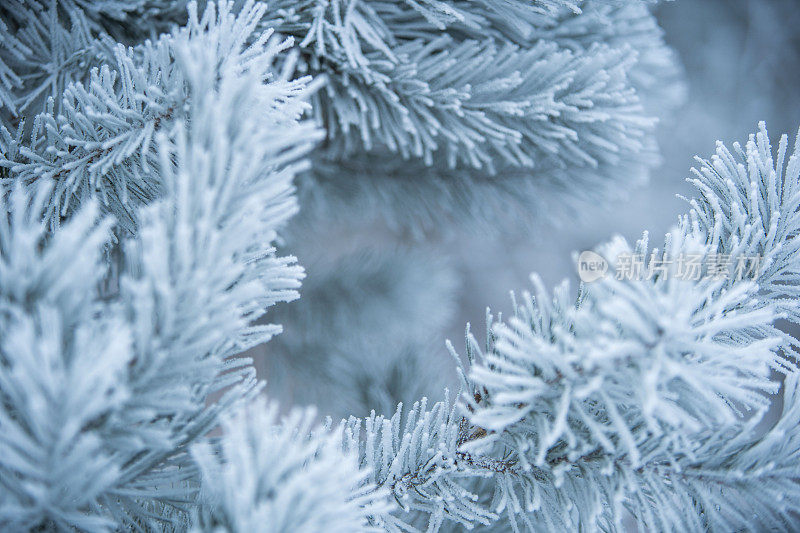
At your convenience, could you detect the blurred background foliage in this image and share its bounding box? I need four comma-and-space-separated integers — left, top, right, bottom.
259, 0, 800, 420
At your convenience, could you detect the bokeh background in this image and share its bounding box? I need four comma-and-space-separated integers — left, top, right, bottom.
259, 0, 800, 419
457, 0, 800, 323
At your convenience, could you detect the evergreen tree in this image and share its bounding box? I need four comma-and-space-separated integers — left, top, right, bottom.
0, 1, 798, 531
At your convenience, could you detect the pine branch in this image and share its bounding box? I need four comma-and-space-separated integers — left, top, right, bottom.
192, 397, 392, 532
341, 393, 500, 532
0, 2, 319, 528
1, 0, 311, 233
0, 1, 113, 124
459, 123, 800, 530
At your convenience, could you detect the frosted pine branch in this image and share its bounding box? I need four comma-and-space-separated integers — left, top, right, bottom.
461, 123, 800, 530
0, 2, 798, 532
1, 1, 310, 231
0, 2, 318, 528
192, 397, 391, 532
